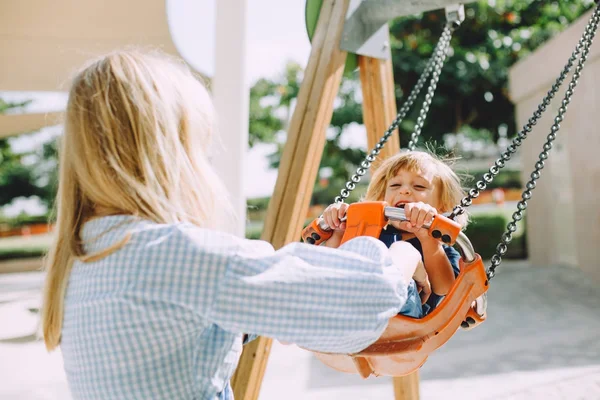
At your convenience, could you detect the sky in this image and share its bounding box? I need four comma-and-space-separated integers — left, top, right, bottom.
3, 0, 325, 215
168, 0, 313, 85
170, 0, 333, 199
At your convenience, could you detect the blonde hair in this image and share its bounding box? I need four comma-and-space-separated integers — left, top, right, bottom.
364, 150, 469, 226
42, 50, 232, 350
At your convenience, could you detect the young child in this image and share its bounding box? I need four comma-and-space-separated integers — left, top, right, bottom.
321, 150, 468, 318
41, 50, 429, 400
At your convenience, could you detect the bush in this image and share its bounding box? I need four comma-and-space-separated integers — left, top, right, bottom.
463, 213, 527, 260
245, 223, 263, 240
0, 213, 51, 229
247, 197, 270, 212
0, 247, 47, 261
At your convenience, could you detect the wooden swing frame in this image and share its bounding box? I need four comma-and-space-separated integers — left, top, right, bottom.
231, 1, 479, 398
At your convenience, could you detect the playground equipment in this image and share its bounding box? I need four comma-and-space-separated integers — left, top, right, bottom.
231, 1, 600, 399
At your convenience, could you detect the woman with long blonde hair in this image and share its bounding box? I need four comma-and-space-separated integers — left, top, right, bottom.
42, 50, 428, 399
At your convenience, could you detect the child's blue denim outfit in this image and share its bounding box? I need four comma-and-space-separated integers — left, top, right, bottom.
379, 225, 461, 318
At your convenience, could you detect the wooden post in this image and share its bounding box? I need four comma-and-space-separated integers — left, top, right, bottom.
358, 54, 420, 400
358, 55, 401, 166
230, 0, 350, 399
232, 2, 422, 399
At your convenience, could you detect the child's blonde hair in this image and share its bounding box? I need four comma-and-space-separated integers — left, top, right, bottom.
364, 150, 468, 227
42, 50, 231, 350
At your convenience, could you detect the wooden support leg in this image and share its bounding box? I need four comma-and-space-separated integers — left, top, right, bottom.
230, 0, 350, 399
358, 54, 420, 400
393, 373, 421, 400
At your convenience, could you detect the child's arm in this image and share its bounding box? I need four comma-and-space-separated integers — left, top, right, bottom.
414, 235, 455, 296
400, 202, 455, 296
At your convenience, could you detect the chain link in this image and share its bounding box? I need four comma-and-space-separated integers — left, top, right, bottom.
407, 26, 453, 151
334, 24, 454, 203
485, 5, 599, 280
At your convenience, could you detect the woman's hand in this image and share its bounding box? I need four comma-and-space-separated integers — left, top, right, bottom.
412, 261, 431, 304
389, 241, 431, 304
387, 241, 429, 301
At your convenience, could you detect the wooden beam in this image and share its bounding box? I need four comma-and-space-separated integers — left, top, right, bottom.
359, 53, 420, 400
393, 374, 421, 400
230, 1, 350, 399
260, 0, 350, 247
358, 55, 401, 170
0, 112, 63, 139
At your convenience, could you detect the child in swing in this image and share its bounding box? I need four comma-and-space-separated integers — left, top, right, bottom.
41, 50, 431, 400
321, 151, 469, 318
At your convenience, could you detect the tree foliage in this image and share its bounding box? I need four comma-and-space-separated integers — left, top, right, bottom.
0, 1, 596, 212
389, 0, 596, 143
0, 99, 43, 207
253, 0, 595, 203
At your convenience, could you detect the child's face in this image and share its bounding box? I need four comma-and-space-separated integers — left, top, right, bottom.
384, 167, 440, 210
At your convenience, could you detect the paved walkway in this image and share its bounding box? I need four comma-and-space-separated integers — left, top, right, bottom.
1, 260, 599, 399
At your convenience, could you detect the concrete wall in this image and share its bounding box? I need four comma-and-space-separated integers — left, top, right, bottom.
509, 9, 600, 281
0, 0, 179, 92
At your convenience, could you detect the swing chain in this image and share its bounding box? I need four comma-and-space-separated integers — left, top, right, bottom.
487, 6, 600, 279
407, 26, 455, 151
448, 5, 600, 222
334, 24, 454, 203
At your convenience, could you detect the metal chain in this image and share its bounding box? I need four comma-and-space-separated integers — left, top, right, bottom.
449, 5, 600, 222
407, 26, 454, 150
334, 24, 454, 203
486, 5, 600, 280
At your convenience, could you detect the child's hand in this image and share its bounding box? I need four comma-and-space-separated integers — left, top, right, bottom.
322, 202, 349, 231
398, 202, 437, 239
320, 203, 349, 248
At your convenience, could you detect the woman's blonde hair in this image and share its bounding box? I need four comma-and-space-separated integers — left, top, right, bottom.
42, 50, 231, 350
364, 150, 469, 226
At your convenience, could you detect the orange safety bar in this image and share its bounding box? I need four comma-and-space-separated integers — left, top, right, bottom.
301, 201, 489, 378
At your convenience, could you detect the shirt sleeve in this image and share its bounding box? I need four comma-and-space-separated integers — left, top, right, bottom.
207, 236, 414, 354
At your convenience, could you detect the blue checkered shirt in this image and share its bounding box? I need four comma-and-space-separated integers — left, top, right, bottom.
61, 215, 412, 399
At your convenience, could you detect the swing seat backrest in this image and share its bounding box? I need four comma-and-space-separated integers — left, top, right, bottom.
303, 201, 489, 378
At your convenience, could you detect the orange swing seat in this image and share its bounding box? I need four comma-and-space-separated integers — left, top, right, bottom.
301, 201, 488, 378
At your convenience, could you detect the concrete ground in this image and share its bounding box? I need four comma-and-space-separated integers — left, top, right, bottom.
1, 260, 599, 399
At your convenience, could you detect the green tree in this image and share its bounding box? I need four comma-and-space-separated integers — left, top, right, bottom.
0, 99, 43, 207
389, 0, 596, 142
261, 66, 369, 203
33, 138, 60, 208
0, 141, 43, 206
0, 69, 292, 212
248, 62, 304, 147
258, 0, 595, 205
